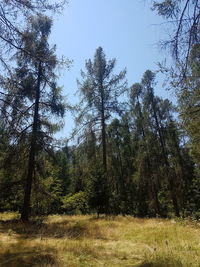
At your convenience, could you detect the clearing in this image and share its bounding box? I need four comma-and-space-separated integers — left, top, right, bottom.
0, 213, 200, 266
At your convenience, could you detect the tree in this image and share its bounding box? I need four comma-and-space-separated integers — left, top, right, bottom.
178, 44, 200, 165
75, 47, 127, 173
2, 15, 66, 221
107, 117, 135, 215
142, 70, 181, 216
130, 78, 162, 216
129, 70, 190, 216
152, 0, 200, 170
152, 0, 200, 73
0, 0, 67, 134
0, 0, 65, 64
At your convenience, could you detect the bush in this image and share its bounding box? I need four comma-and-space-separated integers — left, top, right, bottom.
62, 191, 88, 214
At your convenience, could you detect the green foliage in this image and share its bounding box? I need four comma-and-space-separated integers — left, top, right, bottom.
0, 5, 198, 220
75, 47, 127, 172
152, 0, 199, 66
0, 66, 197, 218
62, 192, 89, 214
178, 44, 200, 166
151, 5, 200, 178
152, 0, 179, 19
87, 163, 110, 215
0, 0, 66, 78
0, 14, 69, 221
185, 173, 200, 219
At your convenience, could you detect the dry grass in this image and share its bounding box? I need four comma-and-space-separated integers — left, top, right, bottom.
0, 213, 200, 266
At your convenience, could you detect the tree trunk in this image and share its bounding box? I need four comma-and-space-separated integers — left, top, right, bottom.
100, 84, 107, 173
102, 120, 107, 172
152, 181, 160, 215
21, 62, 42, 222
169, 174, 180, 217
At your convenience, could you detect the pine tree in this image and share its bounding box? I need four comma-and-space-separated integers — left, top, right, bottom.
75, 47, 127, 173
2, 15, 66, 221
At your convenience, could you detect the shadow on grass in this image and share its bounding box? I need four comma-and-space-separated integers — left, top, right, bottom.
0, 244, 59, 267
137, 259, 183, 267
0, 218, 103, 240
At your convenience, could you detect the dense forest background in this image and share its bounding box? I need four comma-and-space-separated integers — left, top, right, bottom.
0, 0, 200, 221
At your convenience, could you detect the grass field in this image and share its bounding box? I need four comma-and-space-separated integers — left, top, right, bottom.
0, 213, 200, 266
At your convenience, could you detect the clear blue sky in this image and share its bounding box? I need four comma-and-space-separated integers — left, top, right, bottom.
50, 0, 170, 138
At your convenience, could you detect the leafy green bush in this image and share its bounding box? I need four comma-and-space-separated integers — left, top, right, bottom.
62, 191, 88, 214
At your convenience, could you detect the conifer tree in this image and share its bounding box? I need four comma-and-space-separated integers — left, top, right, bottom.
76, 47, 126, 173
2, 15, 66, 221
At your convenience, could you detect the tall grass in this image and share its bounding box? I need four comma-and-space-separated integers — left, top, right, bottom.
0, 213, 200, 266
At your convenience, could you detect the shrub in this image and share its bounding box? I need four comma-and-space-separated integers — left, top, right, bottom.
62, 191, 88, 214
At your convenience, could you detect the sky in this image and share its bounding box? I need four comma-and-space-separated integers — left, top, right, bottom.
50, 0, 170, 138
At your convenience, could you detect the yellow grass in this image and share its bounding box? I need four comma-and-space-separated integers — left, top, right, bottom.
0, 213, 200, 266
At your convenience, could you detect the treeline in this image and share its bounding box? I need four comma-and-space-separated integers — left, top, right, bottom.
0, 48, 199, 218
0, 0, 200, 220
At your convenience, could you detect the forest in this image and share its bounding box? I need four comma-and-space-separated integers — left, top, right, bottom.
0, 0, 199, 223
0, 1, 200, 266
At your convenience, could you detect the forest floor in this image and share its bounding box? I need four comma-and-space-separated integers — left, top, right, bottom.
0, 213, 200, 267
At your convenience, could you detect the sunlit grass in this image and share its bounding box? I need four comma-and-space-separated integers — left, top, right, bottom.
0, 213, 200, 266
